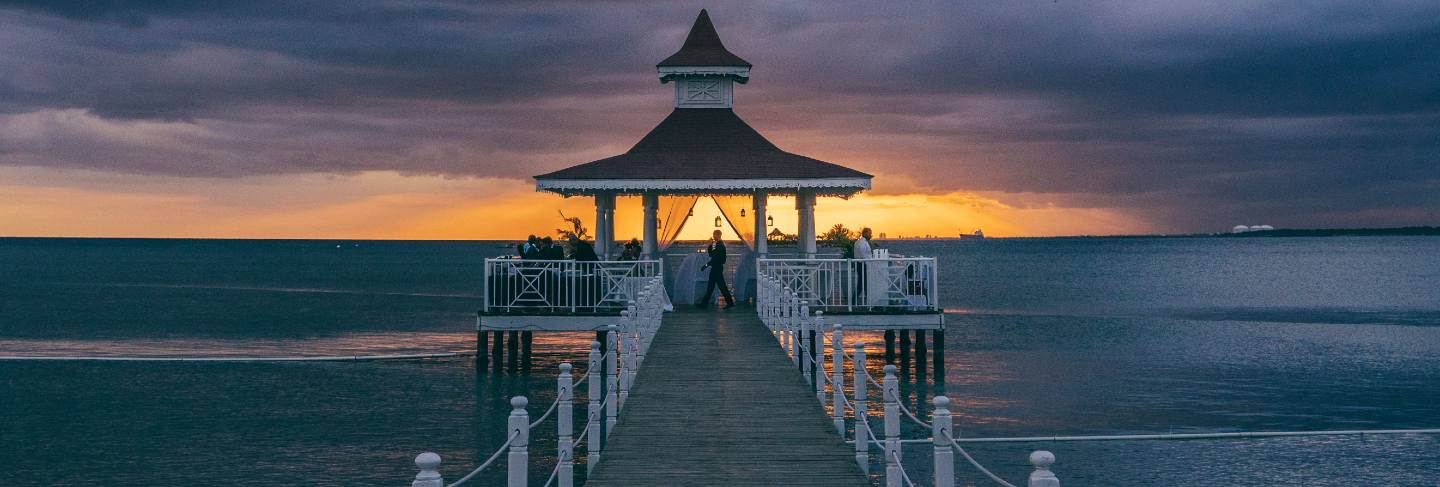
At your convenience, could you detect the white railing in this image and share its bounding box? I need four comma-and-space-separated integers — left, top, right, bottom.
757, 254, 938, 314
410, 276, 665, 487
759, 275, 1440, 486
758, 274, 1058, 487
484, 259, 662, 313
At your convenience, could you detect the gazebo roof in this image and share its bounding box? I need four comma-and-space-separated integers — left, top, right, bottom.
534, 109, 871, 195
534, 10, 872, 197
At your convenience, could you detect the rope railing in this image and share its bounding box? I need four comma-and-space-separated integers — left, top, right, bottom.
408, 276, 665, 487
771, 270, 1437, 487
756, 272, 1059, 487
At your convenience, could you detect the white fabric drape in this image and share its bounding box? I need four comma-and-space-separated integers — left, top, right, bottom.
711, 195, 757, 250
657, 196, 699, 251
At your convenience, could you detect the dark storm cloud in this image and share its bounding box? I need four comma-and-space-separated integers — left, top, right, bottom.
0, 0, 1437, 231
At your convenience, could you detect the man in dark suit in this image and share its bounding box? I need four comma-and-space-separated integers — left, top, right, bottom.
540, 237, 565, 260
698, 229, 735, 309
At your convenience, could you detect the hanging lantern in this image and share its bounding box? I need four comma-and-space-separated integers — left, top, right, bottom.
740, 208, 746, 217
714, 216, 722, 227
767, 215, 775, 227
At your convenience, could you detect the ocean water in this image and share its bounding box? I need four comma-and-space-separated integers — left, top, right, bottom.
2, 237, 1439, 485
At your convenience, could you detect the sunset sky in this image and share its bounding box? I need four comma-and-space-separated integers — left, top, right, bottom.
2, 1, 1437, 239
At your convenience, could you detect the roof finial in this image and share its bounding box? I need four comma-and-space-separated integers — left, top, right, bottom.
657, 9, 751, 69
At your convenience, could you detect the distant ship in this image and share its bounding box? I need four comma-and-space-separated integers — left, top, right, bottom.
959, 229, 985, 239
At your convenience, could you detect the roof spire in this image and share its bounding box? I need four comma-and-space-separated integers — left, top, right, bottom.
657, 9, 751, 68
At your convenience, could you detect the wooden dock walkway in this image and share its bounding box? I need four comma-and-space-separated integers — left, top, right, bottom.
585, 306, 871, 487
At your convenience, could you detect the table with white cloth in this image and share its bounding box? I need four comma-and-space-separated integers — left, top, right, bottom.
733, 253, 757, 303
669, 252, 710, 306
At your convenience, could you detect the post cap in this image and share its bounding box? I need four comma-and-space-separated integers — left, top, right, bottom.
854, 342, 866, 349
511, 396, 529, 409
1029, 450, 1055, 469
415, 452, 441, 470
559, 362, 572, 373
933, 395, 950, 408
607, 324, 617, 331
590, 341, 601, 350
883, 364, 897, 375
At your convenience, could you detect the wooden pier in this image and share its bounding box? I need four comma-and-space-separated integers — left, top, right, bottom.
584, 306, 871, 487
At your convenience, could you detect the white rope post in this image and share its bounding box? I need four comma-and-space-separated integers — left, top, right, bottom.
814, 310, 825, 404
557, 363, 574, 487
618, 312, 631, 411
1028, 451, 1059, 487
605, 324, 619, 436
853, 342, 869, 473
587, 341, 602, 473
411, 452, 442, 487
831, 323, 845, 436
932, 396, 954, 487
800, 304, 812, 383
883, 364, 901, 487
785, 290, 796, 362
507, 396, 530, 487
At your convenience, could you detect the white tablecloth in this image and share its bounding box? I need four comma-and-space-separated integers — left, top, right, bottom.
670, 252, 709, 305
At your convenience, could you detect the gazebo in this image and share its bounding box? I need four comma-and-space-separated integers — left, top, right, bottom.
479, 11, 940, 369
534, 9, 872, 260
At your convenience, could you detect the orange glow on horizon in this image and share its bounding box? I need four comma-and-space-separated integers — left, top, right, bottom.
0, 169, 1154, 240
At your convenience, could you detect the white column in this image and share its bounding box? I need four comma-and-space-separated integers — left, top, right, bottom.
642, 192, 659, 259
753, 191, 768, 257
796, 190, 816, 257
602, 194, 616, 259
594, 194, 608, 259
557, 363, 575, 487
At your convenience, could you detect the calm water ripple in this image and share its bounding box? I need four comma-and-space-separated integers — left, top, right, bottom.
2, 237, 1438, 485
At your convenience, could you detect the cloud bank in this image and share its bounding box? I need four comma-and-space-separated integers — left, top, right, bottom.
1, 1, 1437, 234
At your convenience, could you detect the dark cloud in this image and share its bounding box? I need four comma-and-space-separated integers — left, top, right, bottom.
0, 0, 1437, 231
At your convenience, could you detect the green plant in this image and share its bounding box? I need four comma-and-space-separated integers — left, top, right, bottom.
555, 211, 590, 254
819, 224, 858, 258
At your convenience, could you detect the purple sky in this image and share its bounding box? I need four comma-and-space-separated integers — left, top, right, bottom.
1, 1, 1437, 235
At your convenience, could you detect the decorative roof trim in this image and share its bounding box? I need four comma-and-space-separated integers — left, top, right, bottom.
536, 177, 871, 194
658, 66, 752, 84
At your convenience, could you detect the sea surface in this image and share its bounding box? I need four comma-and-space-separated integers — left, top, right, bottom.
2, 237, 1439, 485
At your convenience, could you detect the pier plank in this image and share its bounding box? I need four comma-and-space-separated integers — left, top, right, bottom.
585, 307, 870, 487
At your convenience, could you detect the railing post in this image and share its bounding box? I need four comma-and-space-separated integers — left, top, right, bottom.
605, 324, 619, 435
932, 396, 954, 487
800, 304, 812, 382
507, 396, 530, 487
831, 324, 845, 436
557, 363, 574, 487
814, 311, 825, 404
853, 342, 869, 473
411, 452, 442, 487
587, 341, 602, 473
883, 364, 901, 487
1029, 451, 1059, 487
618, 311, 631, 411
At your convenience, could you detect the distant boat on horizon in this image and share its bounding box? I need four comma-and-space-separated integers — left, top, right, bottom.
959, 228, 985, 239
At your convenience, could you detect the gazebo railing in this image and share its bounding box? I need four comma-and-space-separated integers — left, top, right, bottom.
484, 259, 663, 313
757, 256, 938, 314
